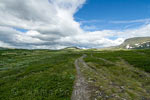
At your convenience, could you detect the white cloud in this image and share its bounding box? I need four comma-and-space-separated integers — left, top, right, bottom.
115, 24, 150, 38
0, 41, 14, 48
110, 18, 150, 24
0, 0, 149, 49
80, 19, 103, 24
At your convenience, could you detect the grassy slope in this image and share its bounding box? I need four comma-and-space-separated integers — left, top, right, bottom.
119, 37, 150, 48
82, 49, 150, 100
0, 49, 81, 100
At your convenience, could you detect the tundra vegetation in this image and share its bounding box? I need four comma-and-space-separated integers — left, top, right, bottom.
0, 49, 150, 100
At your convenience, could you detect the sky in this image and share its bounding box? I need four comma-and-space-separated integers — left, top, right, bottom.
0, 0, 150, 49
75, 0, 150, 30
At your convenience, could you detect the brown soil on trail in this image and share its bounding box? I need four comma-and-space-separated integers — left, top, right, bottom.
71, 55, 91, 100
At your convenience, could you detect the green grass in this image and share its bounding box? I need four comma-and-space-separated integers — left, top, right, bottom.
82, 49, 150, 100
0, 49, 150, 100
0, 49, 81, 100
84, 50, 150, 72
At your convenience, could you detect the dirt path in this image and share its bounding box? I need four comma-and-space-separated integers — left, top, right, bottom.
71, 55, 91, 100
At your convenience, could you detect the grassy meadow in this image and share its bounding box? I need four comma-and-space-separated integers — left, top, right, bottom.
0, 49, 81, 100
0, 49, 150, 100
82, 49, 150, 99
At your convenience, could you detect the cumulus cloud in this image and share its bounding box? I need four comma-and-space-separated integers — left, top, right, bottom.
0, 0, 149, 49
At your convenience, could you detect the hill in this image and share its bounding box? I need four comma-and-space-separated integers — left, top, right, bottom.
63, 47, 80, 50
0, 47, 7, 50
119, 37, 150, 49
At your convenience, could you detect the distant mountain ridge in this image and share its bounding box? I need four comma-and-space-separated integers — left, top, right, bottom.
119, 37, 150, 49
63, 47, 80, 50
0, 47, 6, 50
1, 37, 150, 50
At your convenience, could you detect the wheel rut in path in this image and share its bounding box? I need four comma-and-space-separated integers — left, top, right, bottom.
71, 55, 91, 100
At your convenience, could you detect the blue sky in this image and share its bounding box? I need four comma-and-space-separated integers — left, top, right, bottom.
13, 27, 28, 33
75, 0, 150, 31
